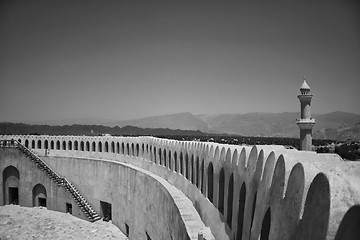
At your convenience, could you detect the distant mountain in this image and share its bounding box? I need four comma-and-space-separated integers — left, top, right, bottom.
31, 117, 116, 126
117, 125, 205, 136
311, 111, 360, 141
107, 112, 211, 132
6, 111, 360, 141
197, 112, 298, 137
314, 111, 360, 129
314, 123, 360, 141
198, 111, 360, 140
0, 123, 206, 136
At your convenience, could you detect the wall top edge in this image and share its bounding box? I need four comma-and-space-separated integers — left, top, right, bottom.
0, 134, 303, 155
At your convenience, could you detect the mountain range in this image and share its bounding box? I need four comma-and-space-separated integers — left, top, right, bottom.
21, 111, 360, 141
0, 124, 206, 137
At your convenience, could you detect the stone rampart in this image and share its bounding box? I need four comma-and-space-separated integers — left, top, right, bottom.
1, 134, 360, 240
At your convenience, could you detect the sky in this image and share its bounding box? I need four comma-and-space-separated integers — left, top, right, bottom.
0, 0, 359, 123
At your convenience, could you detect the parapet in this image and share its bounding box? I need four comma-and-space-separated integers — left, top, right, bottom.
1, 134, 359, 240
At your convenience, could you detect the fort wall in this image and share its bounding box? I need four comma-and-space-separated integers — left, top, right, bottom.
0, 147, 88, 220
0, 143, 211, 240
1, 135, 360, 240
42, 155, 201, 240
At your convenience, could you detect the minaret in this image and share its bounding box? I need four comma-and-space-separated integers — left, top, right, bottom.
297, 78, 315, 151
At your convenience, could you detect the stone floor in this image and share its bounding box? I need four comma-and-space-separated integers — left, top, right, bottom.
0, 205, 128, 240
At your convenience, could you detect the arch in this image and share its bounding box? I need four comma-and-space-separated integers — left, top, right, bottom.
44, 140, 48, 149
37, 140, 42, 149
32, 183, 47, 207
168, 150, 172, 169
158, 148, 162, 165
126, 143, 130, 155
236, 182, 246, 240
156, 148, 162, 165
196, 156, 199, 187
152, 147, 156, 163
50, 140, 54, 150
86, 141, 90, 151
17, 139, 21, 143
163, 149, 167, 167
135, 143, 139, 156
227, 173, 234, 228
174, 151, 178, 172
98, 142, 102, 152
116, 142, 120, 154
62, 141, 66, 150
200, 159, 205, 193
3, 165, 20, 205
74, 141, 78, 150
122, 142, 125, 154
31, 140, 35, 149
141, 144, 145, 156
250, 192, 257, 232
218, 168, 225, 214
105, 141, 109, 152
68, 141, 72, 150
56, 140, 60, 150
294, 173, 330, 240
260, 208, 271, 240
131, 143, 135, 156
190, 155, 194, 183
207, 162, 214, 203
92, 141, 96, 152
25, 139, 29, 148
335, 205, 360, 240
180, 152, 184, 175
111, 141, 115, 153
80, 141, 84, 151
185, 153, 189, 179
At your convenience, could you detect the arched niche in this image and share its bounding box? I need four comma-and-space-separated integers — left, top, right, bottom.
236, 182, 246, 240
207, 162, 214, 203
218, 168, 225, 214
3, 165, 20, 205
32, 183, 47, 207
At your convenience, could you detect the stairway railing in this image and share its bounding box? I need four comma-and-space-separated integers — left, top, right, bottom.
0, 139, 101, 222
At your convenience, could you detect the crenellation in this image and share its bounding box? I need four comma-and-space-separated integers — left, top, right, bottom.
0, 134, 360, 239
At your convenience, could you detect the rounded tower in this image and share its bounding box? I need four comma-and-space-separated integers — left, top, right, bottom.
297, 79, 315, 151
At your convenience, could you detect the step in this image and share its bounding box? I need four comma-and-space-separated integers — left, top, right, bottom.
91, 216, 101, 222
19, 146, 102, 223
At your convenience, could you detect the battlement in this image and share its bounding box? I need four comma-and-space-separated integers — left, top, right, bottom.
1, 134, 359, 240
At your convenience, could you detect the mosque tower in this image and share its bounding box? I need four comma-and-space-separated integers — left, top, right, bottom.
297, 79, 316, 151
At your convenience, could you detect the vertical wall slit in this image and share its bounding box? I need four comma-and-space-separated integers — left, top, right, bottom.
236, 183, 246, 240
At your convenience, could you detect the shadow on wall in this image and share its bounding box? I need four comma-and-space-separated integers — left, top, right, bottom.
335, 205, 360, 240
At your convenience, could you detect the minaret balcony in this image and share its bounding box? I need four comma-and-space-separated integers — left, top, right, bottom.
296, 118, 316, 129
296, 118, 315, 123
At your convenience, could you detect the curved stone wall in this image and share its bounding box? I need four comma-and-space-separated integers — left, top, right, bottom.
42, 156, 206, 240
0, 147, 90, 221
1, 135, 360, 240
0, 140, 212, 240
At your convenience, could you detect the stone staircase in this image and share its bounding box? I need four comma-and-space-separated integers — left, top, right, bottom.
1, 140, 101, 222
63, 178, 101, 222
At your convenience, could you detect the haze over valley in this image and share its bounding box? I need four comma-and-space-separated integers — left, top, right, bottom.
4, 111, 360, 142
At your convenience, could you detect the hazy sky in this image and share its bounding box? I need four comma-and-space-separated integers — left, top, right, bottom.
1, 0, 359, 122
